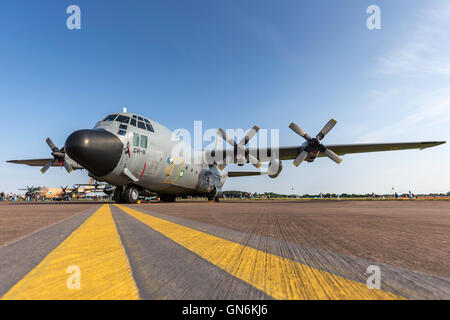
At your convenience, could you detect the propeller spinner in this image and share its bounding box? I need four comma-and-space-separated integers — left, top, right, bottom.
40, 138, 73, 174
289, 119, 343, 167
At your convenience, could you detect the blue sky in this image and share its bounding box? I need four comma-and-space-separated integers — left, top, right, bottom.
0, 0, 449, 195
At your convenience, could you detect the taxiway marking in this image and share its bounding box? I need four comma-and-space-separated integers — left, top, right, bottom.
116, 205, 405, 300
2, 204, 139, 300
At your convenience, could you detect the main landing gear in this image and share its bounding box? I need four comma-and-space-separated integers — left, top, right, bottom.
159, 194, 176, 202
113, 185, 140, 204
207, 187, 220, 202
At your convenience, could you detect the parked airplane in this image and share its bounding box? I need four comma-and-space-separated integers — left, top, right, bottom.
71, 178, 110, 196
19, 179, 108, 200
8, 111, 445, 203
19, 185, 73, 200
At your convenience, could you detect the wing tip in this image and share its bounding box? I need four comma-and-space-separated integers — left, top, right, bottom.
420, 141, 446, 150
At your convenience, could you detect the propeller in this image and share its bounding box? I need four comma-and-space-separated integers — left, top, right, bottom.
72, 185, 80, 195
216, 125, 262, 171
61, 185, 70, 196
21, 186, 34, 196
22, 186, 40, 200
289, 119, 343, 167
40, 138, 73, 174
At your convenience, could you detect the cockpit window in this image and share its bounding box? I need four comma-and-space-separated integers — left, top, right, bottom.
138, 116, 144, 121
119, 124, 127, 130
138, 121, 146, 129
115, 115, 130, 123
103, 114, 118, 121
133, 133, 140, 147
140, 135, 148, 148
130, 118, 137, 127
145, 122, 154, 132
144, 118, 150, 123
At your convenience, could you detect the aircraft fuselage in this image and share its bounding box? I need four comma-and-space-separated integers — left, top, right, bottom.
64, 112, 223, 202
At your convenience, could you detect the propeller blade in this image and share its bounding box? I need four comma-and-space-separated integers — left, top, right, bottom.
63, 161, 73, 173
248, 154, 262, 169
323, 148, 343, 164
40, 160, 54, 174
45, 138, 58, 152
239, 125, 260, 146
217, 129, 237, 148
289, 123, 312, 141
293, 150, 308, 167
316, 119, 337, 140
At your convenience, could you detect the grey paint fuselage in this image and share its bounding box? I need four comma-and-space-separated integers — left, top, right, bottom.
93, 113, 222, 196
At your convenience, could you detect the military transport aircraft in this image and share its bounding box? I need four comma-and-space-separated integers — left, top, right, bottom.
20, 185, 73, 201
7, 111, 445, 203
19, 179, 109, 201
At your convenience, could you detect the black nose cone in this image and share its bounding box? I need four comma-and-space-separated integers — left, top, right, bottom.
65, 129, 123, 177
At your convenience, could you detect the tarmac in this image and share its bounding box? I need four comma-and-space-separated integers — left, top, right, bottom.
0, 200, 449, 300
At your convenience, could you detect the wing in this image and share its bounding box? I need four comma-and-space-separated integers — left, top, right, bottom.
317, 141, 446, 157
7, 159, 57, 167
7, 157, 84, 170
227, 171, 267, 177
214, 141, 445, 163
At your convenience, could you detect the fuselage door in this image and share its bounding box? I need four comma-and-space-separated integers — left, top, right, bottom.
124, 132, 148, 180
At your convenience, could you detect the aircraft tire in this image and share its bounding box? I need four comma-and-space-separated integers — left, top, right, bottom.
124, 186, 139, 204
113, 188, 124, 203
160, 194, 176, 202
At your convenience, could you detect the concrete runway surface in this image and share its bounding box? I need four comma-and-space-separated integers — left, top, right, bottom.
0, 200, 448, 300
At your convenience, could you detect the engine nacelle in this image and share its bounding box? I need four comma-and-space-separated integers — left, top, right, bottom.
268, 160, 283, 179
306, 150, 319, 162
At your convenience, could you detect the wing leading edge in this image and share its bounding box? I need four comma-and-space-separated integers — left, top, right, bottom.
242, 141, 446, 161
223, 141, 445, 177
7, 159, 58, 167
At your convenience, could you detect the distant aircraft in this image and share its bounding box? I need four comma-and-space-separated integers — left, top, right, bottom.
19, 178, 108, 200
71, 178, 110, 196
8, 112, 445, 203
19, 185, 73, 201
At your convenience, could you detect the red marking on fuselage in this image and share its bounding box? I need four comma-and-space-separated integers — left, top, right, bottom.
139, 162, 147, 180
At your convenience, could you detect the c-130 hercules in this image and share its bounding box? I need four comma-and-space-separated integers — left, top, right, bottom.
8, 111, 445, 203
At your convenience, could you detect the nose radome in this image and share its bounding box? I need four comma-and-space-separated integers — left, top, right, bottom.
65, 129, 123, 177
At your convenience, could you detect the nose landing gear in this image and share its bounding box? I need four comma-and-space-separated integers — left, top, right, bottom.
113, 185, 140, 204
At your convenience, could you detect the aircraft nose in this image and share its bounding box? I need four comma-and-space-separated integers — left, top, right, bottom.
65, 129, 123, 177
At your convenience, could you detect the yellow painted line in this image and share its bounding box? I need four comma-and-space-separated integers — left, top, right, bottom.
116, 204, 405, 300
2, 205, 139, 300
